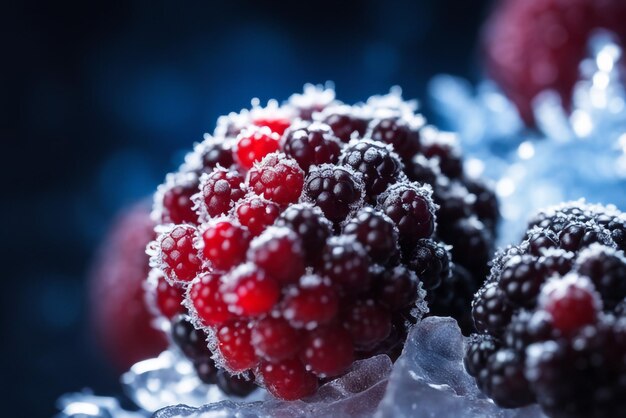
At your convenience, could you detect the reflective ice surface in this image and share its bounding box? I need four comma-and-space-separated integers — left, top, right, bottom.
429, 31, 626, 246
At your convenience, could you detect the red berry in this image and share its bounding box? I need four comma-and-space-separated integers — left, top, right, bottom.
251, 317, 301, 362
234, 195, 280, 236
222, 264, 281, 316
483, 0, 626, 124
235, 126, 281, 170
342, 299, 392, 349
217, 320, 258, 372
248, 227, 305, 284
253, 116, 292, 136
539, 274, 601, 334
282, 275, 339, 329
154, 270, 185, 319
153, 224, 202, 283
157, 172, 200, 224
196, 168, 246, 219
300, 325, 354, 377
259, 358, 318, 400
247, 152, 304, 205
188, 272, 232, 326
201, 220, 251, 272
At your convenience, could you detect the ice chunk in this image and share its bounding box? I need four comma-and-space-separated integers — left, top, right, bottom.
375, 317, 545, 418
152, 355, 392, 418
56, 392, 147, 418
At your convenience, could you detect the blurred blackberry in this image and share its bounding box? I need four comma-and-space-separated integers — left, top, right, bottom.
405, 239, 451, 291
171, 314, 211, 361
526, 321, 626, 418
373, 265, 420, 311
216, 371, 257, 397
503, 310, 554, 352
420, 130, 463, 179
432, 181, 474, 226
440, 216, 494, 280
472, 282, 512, 336
281, 122, 342, 172
483, 349, 534, 408
575, 244, 626, 310
429, 264, 478, 335
343, 207, 400, 265
366, 116, 422, 162
193, 138, 235, 173
339, 139, 404, 200
194, 357, 219, 384
405, 154, 442, 186
464, 333, 499, 377
463, 177, 499, 233
317, 105, 369, 142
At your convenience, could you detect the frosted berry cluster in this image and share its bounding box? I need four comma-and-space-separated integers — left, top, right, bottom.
144, 85, 497, 400
465, 201, 626, 417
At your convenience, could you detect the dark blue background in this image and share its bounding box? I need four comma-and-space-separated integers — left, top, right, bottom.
3, 1, 492, 415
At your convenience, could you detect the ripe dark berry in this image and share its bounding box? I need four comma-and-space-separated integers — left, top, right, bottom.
260, 358, 318, 400
300, 325, 354, 378
216, 370, 258, 397
233, 194, 280, 236
342, 299, 392, 349
405, 239, 451, 291
154, 271, 185, 319
318, 105, 369, 142
152, 224, 201, 283
374, 265, 420, 310
440, 216, 493, 279
429, 264, 478, 335
498, 255, 546, 309
188, 272, 232, 326
186, 137, 235, 174
366, 116, 421, 162
156, 172, 200, 225
251, 317, 301, 362
524, 227, 558, 256
282, 275, 339, 329
539, 274, 601, 334
247, 153, 304, 205
503, 310, 554, 353
281, 122, 342, 172
483, 349, 534, 408
288, 84, 336, 121
222, 264, 280, 317
463, 177, 500, 232
170, 314, 210, 361
216, 319, 258, 372
405, 154, 441, 186
338, 139, 403, 199
559, 222, 613, 252
302, 164, 365, 226
196, 168, 246, 219
420, 130, 463, 179
576, 244, 626, 310
343, 207, 400, 265
377, 182, 436, 251
464, 333, 499, 378
472, 282, 513, 336
235, 126, 281, 169
319, 236, 371, 291
275, 203, 333, 266
201, 220, 251, 272
194, 357, 219, 385
248, 227, 305, 284
432, 181, 474, 226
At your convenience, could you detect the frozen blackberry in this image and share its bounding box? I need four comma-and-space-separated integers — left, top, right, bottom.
170, 314, 211, 361
343, 207, 400, 265
432, 181, 475, 226
275, 203, 333, 266
503, 310, 554, 353
463, 177, 499, 232
184, 137, 236, 174
366, 116, 422, 162
374, 265, 421, 311
338, 139, 403, 200
524, 227, 559, 256
317, 105, 369, 142
498, 255, 546, 308
193, 357, 219, 385
377, 182, 436, 253
301, 164, 365, 227
281, 121, 342, 172
440, 216, 493, 280
405, 154, 442, 186
472, 282, 513, 336
420, 130, 463, 179
429, 264, 478, 335
559, 221, 614, 252
526, 320, 626, 418
216, 370, 257, 397
483, 349, 535, 408
154, 172, 201, 225
405, 239, 451, 290
576, 244, 626, 310
319, 236, 371, 292
464, 333, 499, 377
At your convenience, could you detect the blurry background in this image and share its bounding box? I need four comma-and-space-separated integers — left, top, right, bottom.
3, 0, 492, 416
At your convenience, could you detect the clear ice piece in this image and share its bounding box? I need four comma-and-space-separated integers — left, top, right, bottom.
375, 317, 545, 418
